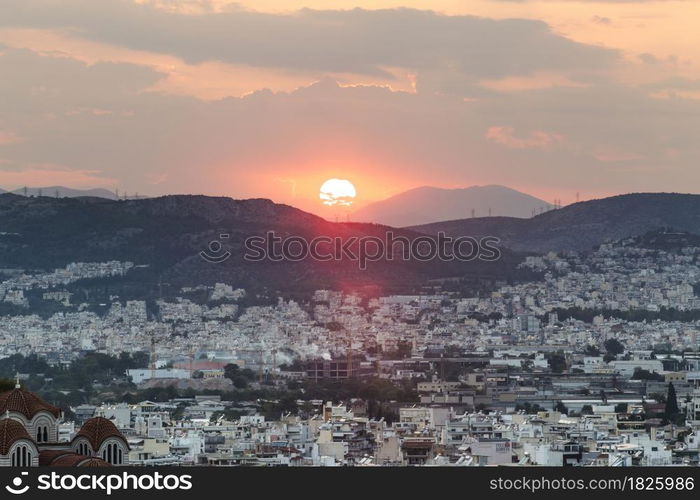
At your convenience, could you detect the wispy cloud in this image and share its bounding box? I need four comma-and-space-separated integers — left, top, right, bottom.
486, 126, 564, 150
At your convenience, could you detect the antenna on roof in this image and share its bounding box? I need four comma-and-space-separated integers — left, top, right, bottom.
15, 372, 20, 389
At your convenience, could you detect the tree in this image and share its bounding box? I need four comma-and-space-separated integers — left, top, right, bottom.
631, 368, 664, 381
391, 341, 413, 360
515, 402, 545, 414
665, 382, 680, 421
278, 395, 298, 415
223, 363, 240, 380
614, 403, 628, 413
584, 345, 601, 356
580, 405, 594, 415
171, 404, 186, 421
232, 377, 248, 389
554, 401, 569, 415
546, 353, 567, 373
0, 378, 15, 392
300, 400, 315, 417
604, 338, 625, 357
209, 409, 244, 423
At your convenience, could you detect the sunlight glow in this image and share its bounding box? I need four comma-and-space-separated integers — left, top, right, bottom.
319, 178, 357, 207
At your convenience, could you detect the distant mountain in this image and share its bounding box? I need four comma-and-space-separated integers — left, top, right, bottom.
352, 185, 551, 227
7, 186, 117, 199
410, 193, 700, 253
0, 194, 519, 297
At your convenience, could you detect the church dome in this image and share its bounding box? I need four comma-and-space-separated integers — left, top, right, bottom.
0, 388, 61, 419
74, 417, 128, 450
0, 418, 32, 455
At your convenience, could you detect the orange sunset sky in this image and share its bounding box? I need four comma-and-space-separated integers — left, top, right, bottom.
1, 0, 700, 216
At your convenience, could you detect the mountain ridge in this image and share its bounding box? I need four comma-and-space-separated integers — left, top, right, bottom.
3, 192, 698, 296
352, 184, 551, 227
409, 192, 700, 252
0, 193, 516, 295
2, 186, 119, 199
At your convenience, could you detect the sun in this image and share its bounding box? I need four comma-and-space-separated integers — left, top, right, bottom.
319, 178, 357, 207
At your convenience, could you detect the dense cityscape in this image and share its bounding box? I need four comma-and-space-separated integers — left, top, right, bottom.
3, 230, 700, 466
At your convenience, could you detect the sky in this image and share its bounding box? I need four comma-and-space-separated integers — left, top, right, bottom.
1, 0, 699, 216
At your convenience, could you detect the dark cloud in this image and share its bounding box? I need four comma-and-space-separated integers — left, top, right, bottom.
1, 0, 617, 81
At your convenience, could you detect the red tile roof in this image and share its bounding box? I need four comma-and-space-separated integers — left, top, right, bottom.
0, 418, 32, 455
54, 454, 111, 467
38, 449, 71, 466
74, 417, 128, 450
39, 450, 111, 467
0, 388, 61, 419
